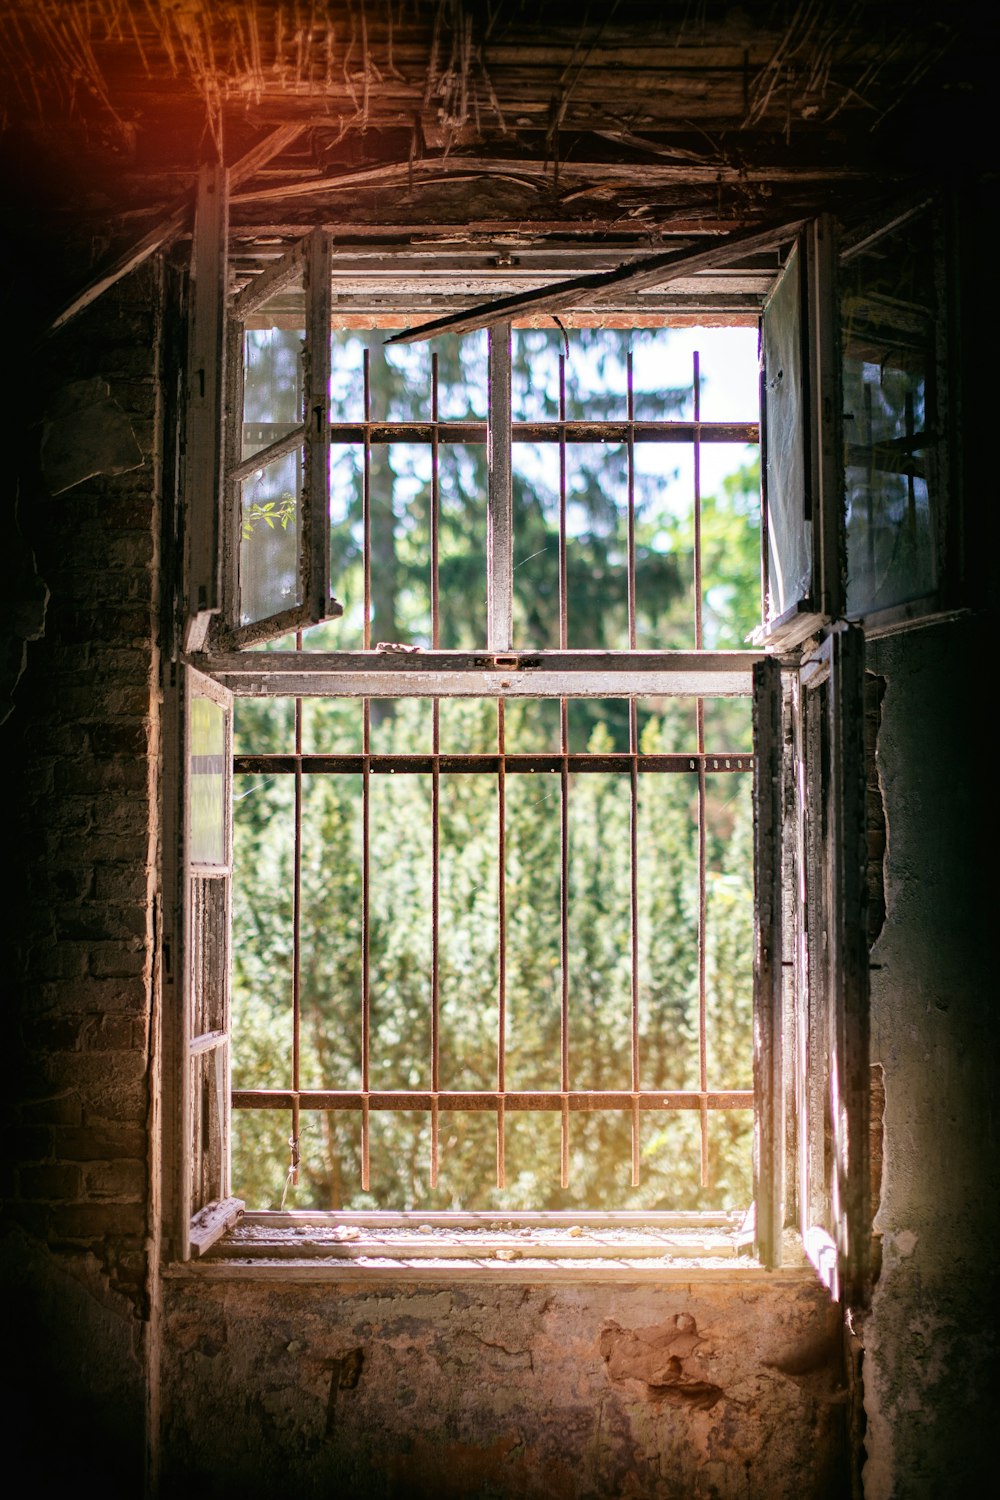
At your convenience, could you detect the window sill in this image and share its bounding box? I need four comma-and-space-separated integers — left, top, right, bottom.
168, 1211, 816, 1284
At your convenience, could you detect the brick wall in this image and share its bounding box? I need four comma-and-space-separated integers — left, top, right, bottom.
2, 260, 163, 1486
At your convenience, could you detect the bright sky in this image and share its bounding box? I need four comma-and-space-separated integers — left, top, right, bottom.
632, 325, 760, 499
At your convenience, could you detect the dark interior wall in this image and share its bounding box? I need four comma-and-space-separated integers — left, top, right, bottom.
862, 618, 995, 1499
2, 262, 163, 1486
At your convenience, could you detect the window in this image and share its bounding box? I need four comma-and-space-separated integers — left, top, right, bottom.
224, 305, 762, 1216
167, 180, 884, 1291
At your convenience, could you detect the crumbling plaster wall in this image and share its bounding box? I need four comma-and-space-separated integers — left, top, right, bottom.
862, 618, 995, 1499
158, 1275, 847, 1500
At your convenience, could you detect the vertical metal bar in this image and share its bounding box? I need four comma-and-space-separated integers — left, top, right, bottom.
559, 352, 568, 652
497, 699, 507, 1188
627, 350, 637, 652
291, 631, 303, 1189
627, 351, 640, 1184
694, 352, 710, 1190
363, 349, 372, 650
558, 357, 570, 1189
487, 320, 513, 650
430, 353, 441, 1189
361, 350, 372, 1191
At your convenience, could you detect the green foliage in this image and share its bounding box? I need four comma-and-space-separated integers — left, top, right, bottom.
241, 491, 297, 540
230, 326, 761, 1212
232, 697, 756, 1213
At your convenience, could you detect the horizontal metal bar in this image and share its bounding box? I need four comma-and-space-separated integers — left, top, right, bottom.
235, 752, 752, 775
193, 649, 763, 699
232, 1089, 754, 1112
240, 419, 758, 446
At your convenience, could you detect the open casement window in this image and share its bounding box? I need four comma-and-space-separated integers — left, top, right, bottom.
794, 627, 869, 1300
758, 217, 844, 648
840, 198, 957, 630
214, 230, 342, 648
176, 667, 243, 1257
753, 628, 869, 1294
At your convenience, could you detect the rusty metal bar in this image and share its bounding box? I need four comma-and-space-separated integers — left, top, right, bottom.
321, 418, 760, 445
627, 350, 642, 1184
694, 351, 710, 1190
361, 350, 372, 1191
558, 353, 571, 1189
497, 699, 507, 1188
234, 1088, 755, 1112
560, 694, 570, 1189
487, 321, 514, 650
235, 752, 753, 776
430, 352, 441, 1189
290, 632, 303, 1189
559, 352, 568, 652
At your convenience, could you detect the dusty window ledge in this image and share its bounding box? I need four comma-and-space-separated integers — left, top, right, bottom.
167, 1211, 816, 1283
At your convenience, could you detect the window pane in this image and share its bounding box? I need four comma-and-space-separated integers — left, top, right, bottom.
239, 448, 302, 624
189, 695, 226, 865
842, 211, 938, 615
242, 328, 303, 460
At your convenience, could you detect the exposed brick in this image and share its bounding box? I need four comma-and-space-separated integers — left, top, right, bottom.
19, 1163, 82, 1200
49, 1202, 146, 1240
93, 863, 154, 903
20, 1089, 84, 1128
91, 720, 151, 757
88, 943, 149, 980
55, 1124, 147, 1161
56, 902, 150, 944
77, 833, 152, 865
56, 756, 149, 797
95, 535, 156, 569
21, 1014, 91, 1052
91, 799, 152, 835
42, 1052, 148, 1123
34, 943, 91, 981
83, 1159, 146, 1200
32, 977, 149, 1015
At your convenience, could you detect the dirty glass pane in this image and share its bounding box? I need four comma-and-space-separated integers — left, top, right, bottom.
842, 210, 938, 616
242, 271, 304, 460
239, 447, 302, 624
762, 245, 811, 618
189, 695, 226, 866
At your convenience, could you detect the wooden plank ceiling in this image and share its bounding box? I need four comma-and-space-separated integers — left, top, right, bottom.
0, 1, 986, 327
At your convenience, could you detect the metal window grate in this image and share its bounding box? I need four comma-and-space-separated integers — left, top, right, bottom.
231, 338, 759, 1206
